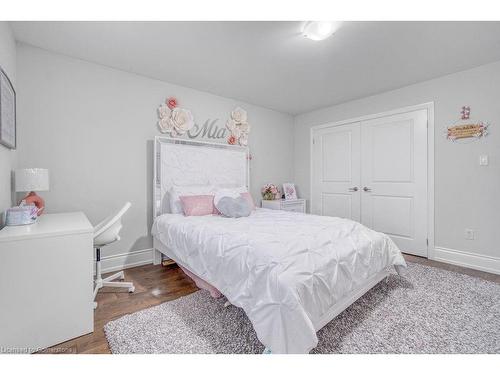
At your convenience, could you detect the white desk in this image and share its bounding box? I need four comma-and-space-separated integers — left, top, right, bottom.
0, 212, 94, 353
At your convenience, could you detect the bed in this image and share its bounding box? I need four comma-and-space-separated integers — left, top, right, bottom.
151, 137, 406, 354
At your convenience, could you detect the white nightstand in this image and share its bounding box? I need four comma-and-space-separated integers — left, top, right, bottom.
0, 212, 94, 353
261, 199, 306, 213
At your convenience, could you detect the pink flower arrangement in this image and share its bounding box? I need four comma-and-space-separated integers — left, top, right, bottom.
166, 97, 178, 110
261, 184, 280, 200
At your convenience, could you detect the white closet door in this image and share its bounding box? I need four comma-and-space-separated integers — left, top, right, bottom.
312, 123, 361, 221
360, 109, 428, 256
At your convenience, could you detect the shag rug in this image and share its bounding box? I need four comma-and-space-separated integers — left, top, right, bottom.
104, 262, 500, 354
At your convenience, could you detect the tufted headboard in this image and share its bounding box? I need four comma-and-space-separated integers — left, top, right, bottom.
153, 136, 249, 218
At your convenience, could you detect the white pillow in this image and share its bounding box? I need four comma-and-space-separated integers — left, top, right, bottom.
169, 185, 213, 214
213, 186, 248, 206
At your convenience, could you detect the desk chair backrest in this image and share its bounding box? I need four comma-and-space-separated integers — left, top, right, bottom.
93, 202, 131, 247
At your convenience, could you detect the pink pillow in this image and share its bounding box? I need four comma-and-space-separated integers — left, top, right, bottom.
240, 192, 256, 210
179, 195, 216, 216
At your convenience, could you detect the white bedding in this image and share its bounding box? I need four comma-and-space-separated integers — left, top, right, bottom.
152, 208, 406, 353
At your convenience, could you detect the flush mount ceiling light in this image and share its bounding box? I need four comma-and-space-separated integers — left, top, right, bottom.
302, 21, 342, 41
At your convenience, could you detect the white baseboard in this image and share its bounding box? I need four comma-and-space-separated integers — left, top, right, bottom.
434, 246, 500, 275
96, 248, 154, 274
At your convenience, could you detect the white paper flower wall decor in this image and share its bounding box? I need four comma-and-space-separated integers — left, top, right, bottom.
226, 107, 251, 146
157, 97, 195, 137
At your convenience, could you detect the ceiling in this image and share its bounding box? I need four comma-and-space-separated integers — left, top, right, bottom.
11, 21, 500, 115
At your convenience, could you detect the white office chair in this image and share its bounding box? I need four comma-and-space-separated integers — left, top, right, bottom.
93, 202, 135, 308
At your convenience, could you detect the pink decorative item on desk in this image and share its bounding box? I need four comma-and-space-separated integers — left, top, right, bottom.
15, 168, 50, 216
23, 192, 46, 215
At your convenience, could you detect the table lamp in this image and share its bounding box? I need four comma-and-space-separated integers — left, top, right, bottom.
15, 168, 50, 215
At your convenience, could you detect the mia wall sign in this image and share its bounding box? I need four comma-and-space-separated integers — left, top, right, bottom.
157, 97, 250, 146
446, 106, 489, 142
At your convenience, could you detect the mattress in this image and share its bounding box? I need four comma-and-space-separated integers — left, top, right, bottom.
152, 208, 406, 353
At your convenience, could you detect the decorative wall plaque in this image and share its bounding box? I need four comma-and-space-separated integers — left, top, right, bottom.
156, 98, 251, 146
447, 123, 487, 140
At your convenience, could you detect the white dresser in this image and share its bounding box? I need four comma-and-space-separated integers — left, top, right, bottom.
261, 199, 306, 213
0, 212, 94, 353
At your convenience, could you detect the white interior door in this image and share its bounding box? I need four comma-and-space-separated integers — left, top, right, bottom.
311, 123, 361, 221
311, 109, 428, 257
360, 109, 428, 256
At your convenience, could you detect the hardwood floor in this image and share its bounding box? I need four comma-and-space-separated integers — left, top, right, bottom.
39, 264, 198, 354
40, 254, 499, 354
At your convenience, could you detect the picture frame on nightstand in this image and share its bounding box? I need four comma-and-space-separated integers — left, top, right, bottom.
283, 183, 297, 200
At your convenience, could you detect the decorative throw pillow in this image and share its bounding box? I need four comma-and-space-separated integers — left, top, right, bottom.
169, 185, 213, 214
215, 196, 251, 218
213, 187, 248, 205
213, 188, 240, 205
240, 192, 256, 210
179, 195, 216, 216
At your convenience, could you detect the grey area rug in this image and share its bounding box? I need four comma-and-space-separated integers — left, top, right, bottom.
104, 262, 500, 353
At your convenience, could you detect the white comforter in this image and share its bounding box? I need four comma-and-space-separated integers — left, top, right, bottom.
152, 208, 406, 353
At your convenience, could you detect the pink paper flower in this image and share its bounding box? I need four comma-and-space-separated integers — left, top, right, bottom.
227, 135, 237, 145
166, 97, 178, 110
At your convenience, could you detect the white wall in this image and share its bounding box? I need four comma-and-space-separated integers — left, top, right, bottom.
294, 60, 500, 273
0, 22, 17, 226
16, 44, 294, 270
14, 41, 500, 274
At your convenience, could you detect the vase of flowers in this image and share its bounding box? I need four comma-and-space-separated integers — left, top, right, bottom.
261, 184, 280, 200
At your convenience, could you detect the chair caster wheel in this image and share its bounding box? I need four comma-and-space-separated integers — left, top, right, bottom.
128, 286, 135, 293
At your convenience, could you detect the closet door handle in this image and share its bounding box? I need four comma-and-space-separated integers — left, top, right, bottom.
363, 187, 372, 192
348, 187, 358, 192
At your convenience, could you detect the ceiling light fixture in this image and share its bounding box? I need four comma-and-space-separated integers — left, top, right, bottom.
302, 21, 341, 41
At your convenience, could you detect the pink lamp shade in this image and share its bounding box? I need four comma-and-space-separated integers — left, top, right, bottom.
15, 168, 50, 215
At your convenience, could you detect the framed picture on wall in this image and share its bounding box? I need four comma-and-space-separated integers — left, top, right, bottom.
283, 183, 298, 200
0, 66, 16, 150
